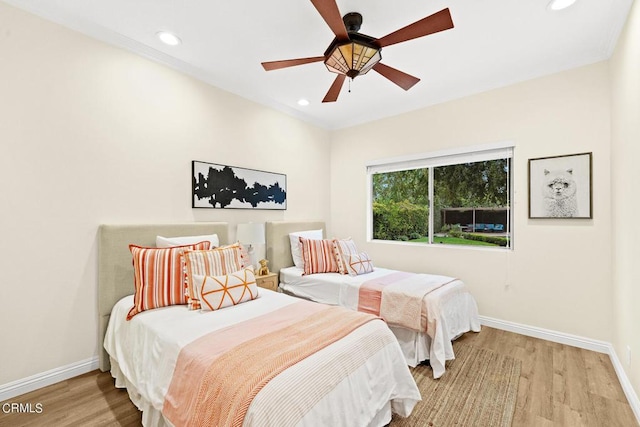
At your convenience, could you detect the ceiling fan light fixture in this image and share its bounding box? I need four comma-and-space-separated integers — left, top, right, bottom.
156, 31, 182, 46
548, 0, 577, 11
297, 98, 310, 106
324, 37, 382, 78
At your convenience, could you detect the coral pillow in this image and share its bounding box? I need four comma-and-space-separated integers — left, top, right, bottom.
193, 268, 258, 311
299, 237, 339, 275
344, 252, 374, 276
127, 241, 210, 320
182, 245, 245, 310
289, 229, 323, 268
333, 238, 359, 274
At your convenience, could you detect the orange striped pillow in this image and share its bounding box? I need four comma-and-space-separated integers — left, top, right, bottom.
299, 237, 340, 275
182, 245, 245, 310
127, 241, 210, 320
194, 268, 258, 311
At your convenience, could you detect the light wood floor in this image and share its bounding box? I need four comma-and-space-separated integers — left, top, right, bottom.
0, 326, 637, 427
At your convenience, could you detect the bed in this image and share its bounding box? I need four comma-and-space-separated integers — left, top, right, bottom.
265, 220, 481, 379
98, 222, 420, 427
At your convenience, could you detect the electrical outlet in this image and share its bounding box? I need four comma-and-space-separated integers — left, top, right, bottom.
627, 345, 631, 366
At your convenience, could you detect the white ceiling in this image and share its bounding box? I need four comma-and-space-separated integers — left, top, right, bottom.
5, 0, 633, 129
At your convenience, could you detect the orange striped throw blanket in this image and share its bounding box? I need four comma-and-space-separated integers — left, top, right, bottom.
162, 300, 378, 427
358, 272, 458, 332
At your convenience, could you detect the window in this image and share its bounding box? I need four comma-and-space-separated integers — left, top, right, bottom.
367, 143, 513, 249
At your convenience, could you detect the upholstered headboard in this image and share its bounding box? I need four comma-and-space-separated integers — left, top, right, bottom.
98, 222, 229, 372
265, 221, 326, 277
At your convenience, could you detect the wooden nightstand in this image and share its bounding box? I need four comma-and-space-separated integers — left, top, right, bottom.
255, 272, 278, 292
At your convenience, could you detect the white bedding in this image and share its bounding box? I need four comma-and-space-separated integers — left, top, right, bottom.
280, 266, 481, 378
104, 290, 421, 427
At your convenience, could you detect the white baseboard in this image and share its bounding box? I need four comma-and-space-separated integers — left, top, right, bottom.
479, 315, 611, 353
608, 347, 640, 423
0, 357, 99, 402
480, 315, 640, 424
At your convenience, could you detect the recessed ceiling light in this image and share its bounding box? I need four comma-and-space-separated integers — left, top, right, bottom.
297, 99, 310, 106
156, 31, 181, 46
548, 0, 576, 11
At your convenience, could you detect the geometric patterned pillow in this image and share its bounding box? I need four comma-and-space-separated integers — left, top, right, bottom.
333, 238, 359, 274
343, 252, 374, 277
182, 246, 245, 310
194, 268, 258, 311
299, 237, 340, 275
127, 241, 210, 320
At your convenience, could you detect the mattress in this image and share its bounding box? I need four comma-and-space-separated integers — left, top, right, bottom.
104, 290, 421, 426
280, 266, 481, 378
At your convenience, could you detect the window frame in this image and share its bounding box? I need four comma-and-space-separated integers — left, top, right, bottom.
366, 141, 514, 250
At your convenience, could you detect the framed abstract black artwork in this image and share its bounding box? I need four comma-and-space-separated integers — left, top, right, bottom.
192, 161, 287, 210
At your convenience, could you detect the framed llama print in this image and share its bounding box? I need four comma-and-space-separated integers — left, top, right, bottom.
192, 160, 287, 210
528, 152, 592, 219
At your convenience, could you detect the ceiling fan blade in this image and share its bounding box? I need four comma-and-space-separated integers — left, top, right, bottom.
375, 8, 454, 48
373, 63, 420, 91
261, 56, 325, 71
322, 74, 347, 103
310, 0, 349, 41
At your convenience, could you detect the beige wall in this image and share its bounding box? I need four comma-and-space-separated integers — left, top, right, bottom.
611, 0, 640, 401
330, 62, 613, 341
0, 3, 331, 385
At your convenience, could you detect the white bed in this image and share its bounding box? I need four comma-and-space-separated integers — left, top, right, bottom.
99, 223, 420, 427
266, 221, 482, 379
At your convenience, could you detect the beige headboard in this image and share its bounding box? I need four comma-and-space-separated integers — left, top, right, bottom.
98, 222, 229, 372
265, 221, 326, 276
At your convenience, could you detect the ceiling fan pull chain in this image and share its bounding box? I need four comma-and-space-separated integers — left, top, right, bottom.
348, 78, 352, 93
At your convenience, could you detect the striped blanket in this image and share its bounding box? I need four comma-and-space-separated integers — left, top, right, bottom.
163, 301, 379, 427
358, 272, 466, 379
358, 272, 458, 332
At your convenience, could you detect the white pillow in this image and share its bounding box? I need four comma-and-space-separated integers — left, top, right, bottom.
156, 233, 219, 248
289, 229, 323, 268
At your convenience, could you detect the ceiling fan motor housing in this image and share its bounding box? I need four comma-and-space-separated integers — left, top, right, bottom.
343, 12, 363, 33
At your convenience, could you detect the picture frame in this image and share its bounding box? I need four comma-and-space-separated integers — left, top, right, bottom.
192, 160, 287, 210
528, 152, 592, 219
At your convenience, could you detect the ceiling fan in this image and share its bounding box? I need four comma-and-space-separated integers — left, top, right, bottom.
261, 0, 454, 103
